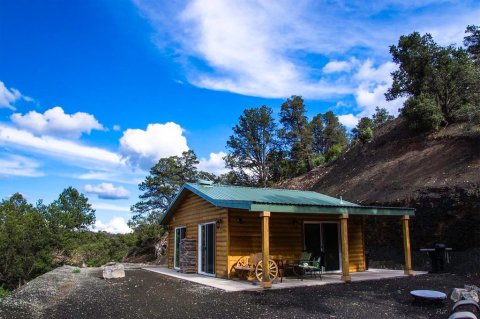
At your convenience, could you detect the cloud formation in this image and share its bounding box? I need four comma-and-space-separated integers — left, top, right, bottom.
84, 182, 130, 200
198, 151, 228, 175
0, 154, 43, 177
92, 217, 131, 234
135, 0, 479, 119
11, 106, 104, 138
119, 122, 189, 169
0, 81, 31, 110
0, 124, 123, 167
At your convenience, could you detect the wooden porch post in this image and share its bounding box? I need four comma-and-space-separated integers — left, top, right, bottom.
402, 215, 413, 276
260, 211, 271, 288
340, 214, 351, 282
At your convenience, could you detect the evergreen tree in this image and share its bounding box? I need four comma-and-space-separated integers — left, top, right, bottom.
352, 117, 375, 143
130, 150, 200, 226
278, 96, 313, 171
320, 111, 348, 158
372, 107, 394, 126
386, 30, 480, 130
464, 25, 480, 62
225, 105, 277, 187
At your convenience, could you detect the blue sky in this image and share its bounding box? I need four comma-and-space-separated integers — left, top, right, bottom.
1, 0, 479, 232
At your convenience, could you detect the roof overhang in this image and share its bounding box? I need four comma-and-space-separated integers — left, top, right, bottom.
160, 184, 414, 225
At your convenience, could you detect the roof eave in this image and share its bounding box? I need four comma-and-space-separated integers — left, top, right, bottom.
249, 203, 415, 216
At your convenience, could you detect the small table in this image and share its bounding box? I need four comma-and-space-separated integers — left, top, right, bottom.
410, 290, 447, 302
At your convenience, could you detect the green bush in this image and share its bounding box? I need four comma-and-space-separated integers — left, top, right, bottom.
402, 94, 445, 133
0, 286, 9, 298
312, 155, 325, 166
72, 267, 81, 274
325, 144, 344, 163
452, 103, 480, 125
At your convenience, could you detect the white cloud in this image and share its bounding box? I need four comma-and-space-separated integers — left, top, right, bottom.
0, 124, 123, 168
135, 0, 355, 99
198, 151, 228, 175
323, 60, 353, 74
0, 154, 44, 177
113, 125, 121, 131
338, 114, 360, 129
11, 106, 104, 138
353, 60, 406, 117
92, 217, 131, 234
119, 122, 189, 169
0, 81, 31, 110
134, 0, 480, 99
84, 182, 130, 200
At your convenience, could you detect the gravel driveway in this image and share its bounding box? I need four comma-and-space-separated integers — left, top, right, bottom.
0, 266, 477, 319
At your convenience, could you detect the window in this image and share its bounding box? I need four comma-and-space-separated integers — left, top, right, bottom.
174, 227, 186, 269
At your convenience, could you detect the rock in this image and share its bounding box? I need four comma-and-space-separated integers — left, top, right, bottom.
103, 264, 125, 279
451, 288, 467, 302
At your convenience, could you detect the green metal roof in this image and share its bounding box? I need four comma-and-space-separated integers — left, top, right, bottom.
161, 182, 414, 224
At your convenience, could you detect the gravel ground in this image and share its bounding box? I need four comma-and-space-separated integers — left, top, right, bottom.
0, 267, 477, 319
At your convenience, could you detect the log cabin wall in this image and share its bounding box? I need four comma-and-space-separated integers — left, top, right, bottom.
167, 191, 228, 278
227, 210, 366, 277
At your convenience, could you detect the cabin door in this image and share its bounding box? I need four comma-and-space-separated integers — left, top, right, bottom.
198, 222, 215, 276
304, 222, 341, 272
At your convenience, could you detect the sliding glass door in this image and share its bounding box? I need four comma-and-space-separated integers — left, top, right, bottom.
304, 222, 341, 272
198, 222, 215, 275
174, 227, 186, 269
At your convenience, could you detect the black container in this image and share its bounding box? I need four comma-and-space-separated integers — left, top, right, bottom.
428, 242, 447, 273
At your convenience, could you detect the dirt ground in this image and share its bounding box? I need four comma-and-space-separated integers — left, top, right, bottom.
0, 266, 478, 319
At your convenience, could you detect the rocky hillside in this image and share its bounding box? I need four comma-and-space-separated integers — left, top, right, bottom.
278, 118, 480, 251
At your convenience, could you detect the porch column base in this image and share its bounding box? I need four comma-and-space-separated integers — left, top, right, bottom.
341, 275, 352, 282
261, 281, 272, 288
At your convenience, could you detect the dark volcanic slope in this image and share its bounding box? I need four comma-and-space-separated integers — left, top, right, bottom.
278, 119, 480, 205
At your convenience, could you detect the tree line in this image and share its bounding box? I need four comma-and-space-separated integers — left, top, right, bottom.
0, 188, 137, 291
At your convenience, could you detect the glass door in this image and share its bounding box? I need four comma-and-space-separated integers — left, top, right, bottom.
174, 227, 186, 269
304, 222, 341, 272
198, 222, 215, 275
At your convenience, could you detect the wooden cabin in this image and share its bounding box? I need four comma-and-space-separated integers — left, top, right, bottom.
161, 182, 414, 288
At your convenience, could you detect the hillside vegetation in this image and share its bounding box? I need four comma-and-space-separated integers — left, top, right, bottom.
278, 118, 480, 252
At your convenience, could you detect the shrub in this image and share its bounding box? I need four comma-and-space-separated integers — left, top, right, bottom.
72, 267, 81, 274
325, 144, 344, 163
0, 286, 9, 298
402, 94, 445, 133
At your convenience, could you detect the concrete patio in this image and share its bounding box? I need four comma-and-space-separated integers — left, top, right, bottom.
143, 267, 427, 292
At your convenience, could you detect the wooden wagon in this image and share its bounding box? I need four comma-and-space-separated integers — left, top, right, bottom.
233, 253, 279, 282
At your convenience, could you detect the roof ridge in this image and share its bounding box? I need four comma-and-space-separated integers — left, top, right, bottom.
189, 182, 321, 194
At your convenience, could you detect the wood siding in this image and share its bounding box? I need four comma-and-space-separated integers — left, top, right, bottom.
167, 191, 228, 278
227, 210, 366, 276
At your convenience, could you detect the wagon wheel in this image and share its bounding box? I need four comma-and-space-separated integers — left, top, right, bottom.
255, 259, 278, 282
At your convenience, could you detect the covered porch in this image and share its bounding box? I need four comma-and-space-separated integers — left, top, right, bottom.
227, 207, 414, 289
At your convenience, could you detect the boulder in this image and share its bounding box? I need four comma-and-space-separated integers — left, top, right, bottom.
103, 263, 125, 279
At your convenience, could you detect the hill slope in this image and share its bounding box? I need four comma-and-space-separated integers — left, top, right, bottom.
278, 118, 480, 250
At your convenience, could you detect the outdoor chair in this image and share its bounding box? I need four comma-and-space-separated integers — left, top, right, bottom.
293, 255, 323, 280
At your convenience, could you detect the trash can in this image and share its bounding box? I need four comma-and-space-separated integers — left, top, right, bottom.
429, 242, 446, 273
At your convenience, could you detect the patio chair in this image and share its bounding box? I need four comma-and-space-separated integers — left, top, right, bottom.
294, 256, 323, 280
